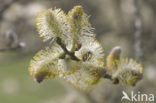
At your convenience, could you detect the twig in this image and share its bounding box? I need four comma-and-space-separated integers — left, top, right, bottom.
99, 68, 119, 84
56, 37, 80, 61
0, 45, 22, 52
0, 48, 10, 52
56, 37, 119, 84
103, 73, 119, 84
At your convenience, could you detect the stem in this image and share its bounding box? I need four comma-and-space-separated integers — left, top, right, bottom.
56, 37, 80, 61
0, 48, 10, 52
56, 37, 119, 84
99, 68, 119, 84
0, 46, 21, 52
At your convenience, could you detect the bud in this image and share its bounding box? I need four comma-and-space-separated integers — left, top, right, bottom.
5, 30, 18, 48
106, 46, 121, 73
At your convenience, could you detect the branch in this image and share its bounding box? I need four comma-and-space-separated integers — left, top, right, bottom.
99, 68, 119, 84
56, 37, 80, 61
0, 45, 23, 52
56, 36, 119, 84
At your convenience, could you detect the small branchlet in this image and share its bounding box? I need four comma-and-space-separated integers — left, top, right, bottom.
98, 68, 119, 84
56, 37, 80, 61
0, 30, 26, 52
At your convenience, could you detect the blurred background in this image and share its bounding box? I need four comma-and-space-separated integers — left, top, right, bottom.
0, 0, 156, 103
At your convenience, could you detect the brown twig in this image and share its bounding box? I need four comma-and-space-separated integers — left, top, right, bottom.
56, 37, 80, 61
56, 37, 119, 84
0, 45, 24, 52
103, 73, 119, 84
99, 68, 119, 84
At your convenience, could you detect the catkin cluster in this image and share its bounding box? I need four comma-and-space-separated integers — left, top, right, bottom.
28, 6, 143, 90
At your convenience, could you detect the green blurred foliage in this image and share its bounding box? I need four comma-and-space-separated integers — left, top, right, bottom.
0, 55, 66, 103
